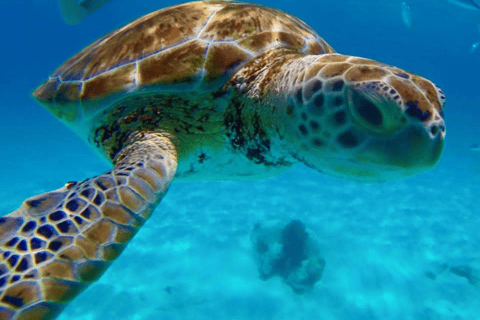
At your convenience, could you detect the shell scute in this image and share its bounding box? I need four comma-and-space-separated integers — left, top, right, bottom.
138, 40, 207, 86
56, 83, 82, 103
54, 2, 217, 81
306, 39, 334, 55
33, 78, 59, 103
238, 31, 305, 51
204, 43, 250, 84
33, 1, 334, 125
82, 64, 135, 100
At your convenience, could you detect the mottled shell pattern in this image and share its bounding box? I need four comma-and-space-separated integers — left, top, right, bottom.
33, 0, 334, 129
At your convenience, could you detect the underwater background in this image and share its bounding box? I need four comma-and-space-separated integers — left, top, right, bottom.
0, 0, 480, 319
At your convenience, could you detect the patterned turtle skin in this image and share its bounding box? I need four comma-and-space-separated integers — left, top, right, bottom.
0, 1, 445, 319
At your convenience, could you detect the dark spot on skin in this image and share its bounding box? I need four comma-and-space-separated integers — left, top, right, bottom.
225, 99, 246, 150
295, 88, 303, 105
93, 194, 104, 206
95, 181, 108, 191
314, 94, 324, 108
298, 125, 308, 136
333, 111, 347, 125
213, 90, 228, 99
330, 79, 345, 92
308, 94, 325, 117
17, 240, 27, 252
406, 100, 431, 121
309, 121, 320, 130
21, 221, 37, 233
35, 251, 51, 264
312, 139, 324, 147
246, 148, 267, 164
48, 241, 63, 252
286, 104, 294, 116
332, 97, 343, 107
337, 131, 360, 148
7, 255, 19, 268
30, 238, 45, 250
301, 112, 308, 121
66, 200, 80, 212
26, 198, 46, 209
37, 225, 57, 239
430, 125, 439, 136
57, 221, 75, 234
80, 189, 95, 199
6, 237, 19, 247
389, 89, 396, 95
0, 277, 6, 288
198, 153, 208, 164
80, 207, 94, 219
74, 216, 84, 225
2, 295, 24, 308
15, 258, 29, 272
3, 252, 10, 259
49, 211, 66, 221
225, 96, 291, 167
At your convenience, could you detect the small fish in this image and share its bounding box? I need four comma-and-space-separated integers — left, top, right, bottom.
470, 143, 480, 151
470, 42, 480, 53
446, 0, 480, 10
58, 0, 113, 24
401, 2, 413, 30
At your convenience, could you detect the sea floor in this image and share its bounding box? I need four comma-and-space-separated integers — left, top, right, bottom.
0, 98, 479, 320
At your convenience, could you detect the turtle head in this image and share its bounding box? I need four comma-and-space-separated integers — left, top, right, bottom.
282, 54, 445, 182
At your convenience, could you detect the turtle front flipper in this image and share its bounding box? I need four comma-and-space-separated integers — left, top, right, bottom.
0, 133, 177, 320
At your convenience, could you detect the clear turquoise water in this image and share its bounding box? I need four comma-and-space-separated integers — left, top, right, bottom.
1, 0, 480, 319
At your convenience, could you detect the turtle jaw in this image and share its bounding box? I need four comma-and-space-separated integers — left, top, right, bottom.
344, 123, 444, 181
295, 120, 444, 182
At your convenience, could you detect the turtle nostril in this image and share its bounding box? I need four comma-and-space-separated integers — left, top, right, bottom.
429, 123, 445, 138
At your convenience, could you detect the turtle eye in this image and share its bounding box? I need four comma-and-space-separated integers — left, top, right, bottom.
351, 91, 383, 127
347, 86, 406, 136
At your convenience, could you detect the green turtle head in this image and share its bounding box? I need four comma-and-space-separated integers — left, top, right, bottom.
280, 54, 445, 181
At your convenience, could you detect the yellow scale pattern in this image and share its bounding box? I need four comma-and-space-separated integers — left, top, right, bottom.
0, 134, 177, 320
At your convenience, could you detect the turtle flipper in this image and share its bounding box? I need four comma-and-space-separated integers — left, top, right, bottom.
0, 133, 177, 320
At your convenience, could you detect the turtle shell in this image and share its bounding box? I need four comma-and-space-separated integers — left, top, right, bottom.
33, 0, 334, 125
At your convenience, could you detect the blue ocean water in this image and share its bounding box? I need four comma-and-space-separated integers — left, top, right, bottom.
0, 0, 479, 319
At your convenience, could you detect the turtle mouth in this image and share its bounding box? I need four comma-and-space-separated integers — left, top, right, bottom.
321, 121, 445, 182
355, 123, 444, 171
347, 85, 407, 136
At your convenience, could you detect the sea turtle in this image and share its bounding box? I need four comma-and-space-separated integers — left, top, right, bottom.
0, 1, 446, 319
